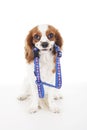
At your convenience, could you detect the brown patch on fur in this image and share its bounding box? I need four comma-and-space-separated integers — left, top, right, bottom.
48, 25, 63, 49
25, 26, 41, 63
46, 27, 56, 41
52, 68, 56, 73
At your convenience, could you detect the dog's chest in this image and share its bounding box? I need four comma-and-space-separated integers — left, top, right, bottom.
39, 52, 55, 82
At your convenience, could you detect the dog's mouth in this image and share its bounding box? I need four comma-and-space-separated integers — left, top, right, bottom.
40, 48, 52, 51
41, 49, 48, 51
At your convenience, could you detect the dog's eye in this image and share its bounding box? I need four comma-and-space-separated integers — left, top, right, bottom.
47, 33, 54, 39
33, 34, 41, 40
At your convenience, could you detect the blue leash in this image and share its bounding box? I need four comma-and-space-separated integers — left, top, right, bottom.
33, 44, 62, 98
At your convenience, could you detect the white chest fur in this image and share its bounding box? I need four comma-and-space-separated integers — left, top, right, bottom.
39, 51, 55, 85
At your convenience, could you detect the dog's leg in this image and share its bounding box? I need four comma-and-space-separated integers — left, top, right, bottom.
28, 84, 39, 113
48, 87, 60, 113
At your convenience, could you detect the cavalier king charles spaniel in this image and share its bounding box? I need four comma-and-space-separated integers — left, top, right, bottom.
18, 24, 63, 113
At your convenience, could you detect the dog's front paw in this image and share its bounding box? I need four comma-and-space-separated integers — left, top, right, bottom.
49, 101, 60, 113
27, 98, 39, 113
28, 106, 38, 113
28, 103, 38, 113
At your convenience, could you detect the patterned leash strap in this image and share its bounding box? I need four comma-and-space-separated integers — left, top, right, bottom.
55, 44, 62, 88
33, 48, 44, 98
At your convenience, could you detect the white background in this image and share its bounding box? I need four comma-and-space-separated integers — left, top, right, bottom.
0, 0, 87, 130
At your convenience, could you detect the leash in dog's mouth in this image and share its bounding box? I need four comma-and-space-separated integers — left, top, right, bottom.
40, 48, 52, 51
33, 44, 62, 98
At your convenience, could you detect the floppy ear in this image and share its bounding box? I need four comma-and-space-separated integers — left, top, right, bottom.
25, 31, 34, 63
55, 30, 63, 49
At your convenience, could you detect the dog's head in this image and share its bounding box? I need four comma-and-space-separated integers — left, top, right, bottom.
25, 24, 63, 63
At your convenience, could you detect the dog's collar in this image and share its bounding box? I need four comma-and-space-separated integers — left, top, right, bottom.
33, 44, 62, 98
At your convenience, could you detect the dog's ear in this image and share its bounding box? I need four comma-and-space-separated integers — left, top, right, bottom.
55, 30, 63, 49
25, 31, 34, 63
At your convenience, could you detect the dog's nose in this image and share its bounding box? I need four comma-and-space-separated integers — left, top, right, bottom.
41, 42, 49, 48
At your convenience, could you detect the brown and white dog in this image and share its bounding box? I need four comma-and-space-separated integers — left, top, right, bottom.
18, 24, 63, 113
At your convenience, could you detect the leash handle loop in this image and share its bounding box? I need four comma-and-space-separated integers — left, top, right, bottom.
33, 44, 62, 98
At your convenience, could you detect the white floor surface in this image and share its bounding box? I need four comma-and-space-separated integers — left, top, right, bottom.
0, 82, 87, 130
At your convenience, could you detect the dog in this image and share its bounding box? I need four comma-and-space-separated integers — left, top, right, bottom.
18, 24, 63, 113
